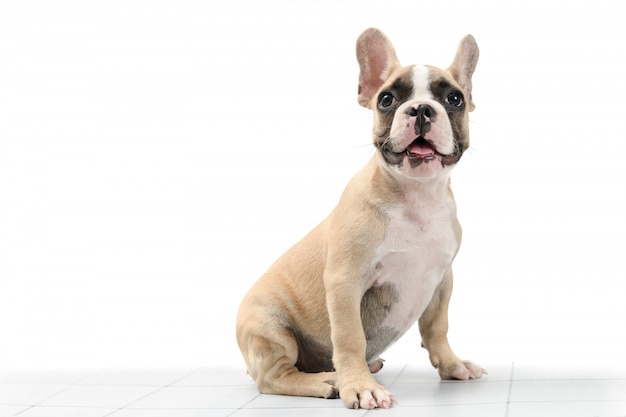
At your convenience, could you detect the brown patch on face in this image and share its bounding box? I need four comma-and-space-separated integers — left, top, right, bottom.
360, 282, 400, 361
426, 66, 471, 160
371, 67, 415, 153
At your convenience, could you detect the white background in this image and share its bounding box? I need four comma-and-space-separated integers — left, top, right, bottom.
1, 0, 625, 369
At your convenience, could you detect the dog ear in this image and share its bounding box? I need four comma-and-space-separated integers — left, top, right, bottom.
356, 28, 400, 108
448, 34, 479, 112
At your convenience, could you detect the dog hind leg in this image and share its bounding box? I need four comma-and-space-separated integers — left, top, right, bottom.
242, 334, 338, 399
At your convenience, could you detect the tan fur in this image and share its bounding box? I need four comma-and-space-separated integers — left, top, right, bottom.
236, 28, 484, 410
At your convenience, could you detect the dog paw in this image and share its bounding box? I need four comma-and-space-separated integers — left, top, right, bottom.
339, 380, 396, 409
325, 384, 340, 399
438, 360, 487, 380
367, 358, 385, 373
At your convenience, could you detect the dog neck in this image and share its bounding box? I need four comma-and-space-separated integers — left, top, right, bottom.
367, 156, 455, 219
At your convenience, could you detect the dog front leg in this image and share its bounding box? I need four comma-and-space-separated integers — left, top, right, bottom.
418, 269, 486, 380
325, 272, 395, 410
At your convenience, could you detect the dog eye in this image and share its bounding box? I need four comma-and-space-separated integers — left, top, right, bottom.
378, 92, 396, 109
445, 92, 464, 107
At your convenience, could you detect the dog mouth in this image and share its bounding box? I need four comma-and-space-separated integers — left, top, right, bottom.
406, 137, 438, 160
380, 136, 461, 167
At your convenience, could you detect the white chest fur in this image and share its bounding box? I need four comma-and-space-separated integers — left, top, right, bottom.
370, 183, 459, 335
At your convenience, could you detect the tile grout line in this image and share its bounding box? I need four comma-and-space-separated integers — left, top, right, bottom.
387, 363, 410, 387
504, 361, 515, 417
12, 405, 34, 416
226, 392, 262, 417
10, 372, 95, 417
100, 367, 207, 417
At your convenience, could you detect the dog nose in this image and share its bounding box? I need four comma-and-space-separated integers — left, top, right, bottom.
408, 104, 436, 135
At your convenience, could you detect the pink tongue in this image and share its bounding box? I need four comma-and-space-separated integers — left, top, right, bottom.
407, 140, 435, 156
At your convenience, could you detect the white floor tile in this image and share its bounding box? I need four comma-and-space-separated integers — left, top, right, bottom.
388, 380, 510, 407
508, 401, 626, 417
368, 363, 409, 386
15, 405, 115, 417
0, 404, 31, 417
231, 407, 369, 417
0, 369, 90, 385
77, 368, 198, 387
6, 364, 625, 417
127, 385, 259, 409
390, 362, 512, 384
511, 379, 626, 402
365, 403, 507, 417
513, 360, 626, 381
171, 366, 254, 386
381, 364, 439, 385
243, 393, 345, 409
37, 385, 159, 408
0, 383, 68, 406
110, 409, 237, 417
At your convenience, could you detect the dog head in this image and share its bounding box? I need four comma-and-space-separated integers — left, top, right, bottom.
356, 28, 479, 181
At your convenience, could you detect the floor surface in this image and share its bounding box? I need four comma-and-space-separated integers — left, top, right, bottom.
1, 361, 626, 417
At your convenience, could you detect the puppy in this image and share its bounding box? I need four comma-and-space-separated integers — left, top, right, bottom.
236, 27, 484, 410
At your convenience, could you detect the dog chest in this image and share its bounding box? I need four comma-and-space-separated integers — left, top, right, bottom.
363, 199, 459, 342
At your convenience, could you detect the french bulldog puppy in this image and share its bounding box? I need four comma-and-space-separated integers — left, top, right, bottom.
236, 27, 485, 410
